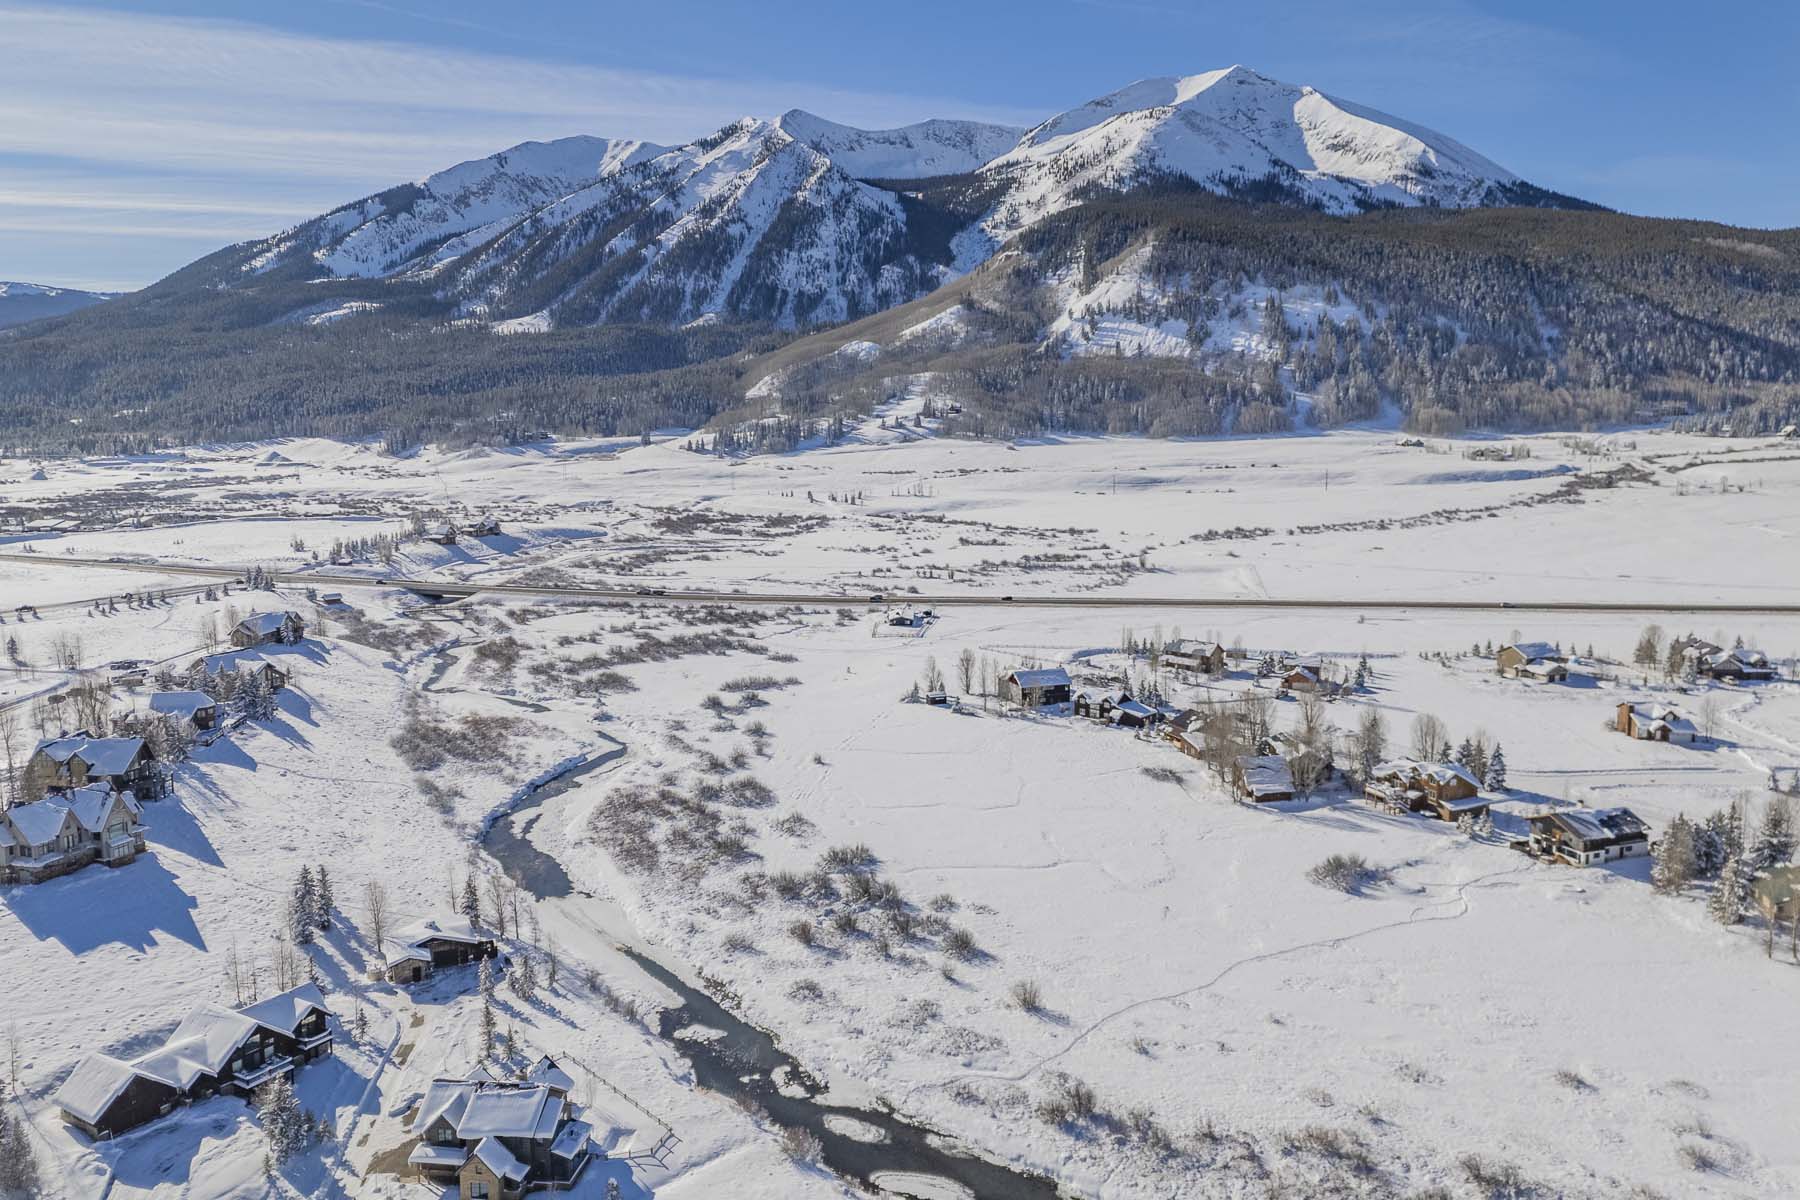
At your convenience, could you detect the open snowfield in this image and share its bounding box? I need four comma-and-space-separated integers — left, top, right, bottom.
4, 423, 1800, 1199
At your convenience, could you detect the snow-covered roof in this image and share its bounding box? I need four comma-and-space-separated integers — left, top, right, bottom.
163, 1007, 260, 1074
1169, 639, 1223, 657
407, 1143, 470, 1170
1518, 659, 1567, 676
53, 1055, 140, 1124
1008, 667, 1071, 689
236, 612, 294, 637
1373, 759, 1479, 789
411, 1078, 478, 1135
33, 735, 146, 775
458, 1085, 559, 1139
471, 1136, 530, 1182
1537, 806, 1649, 843
129, 1038, 214, 1091
1504, 642, 1562, 661
382, 939, 433, 967
526, 1055, 575, 1094
1075, 688, 1128, 706
148, 690, 216, 717
5, 799, 76, 845
1113, 698, 1156, 720
549, 1118, 593, 1159
239, 983, 327, 1036
385, 916, 487, 966
1235, 754, 1294, 797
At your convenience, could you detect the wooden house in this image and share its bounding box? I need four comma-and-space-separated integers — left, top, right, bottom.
1615, 702, 1698, 743
1231, 754, 1295, 802
1280, 665, 1325, 694
423, 523, 460, 546
26, 735, 161, 800
1073, 689, 1158, 728
0, 782, 146, 885
999, 667, 1071, 708
1495, 642, 1567, 679
1700, 648, 1777, 682
148, 690, 220, 731
382, 917, 499, 985
54, 984, 332, 1139
189, 654, 290, 694
1516, 659, 1569, 683
1164, 639, 1227, 676
407, 1069, 598, 1195
1364, 760, 1487, 822
1527, 807, 1650, 866
465, 516, 503, 538
229, 611, 304, 649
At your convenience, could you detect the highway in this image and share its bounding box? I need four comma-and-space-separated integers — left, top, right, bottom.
4, 552, 1798, 616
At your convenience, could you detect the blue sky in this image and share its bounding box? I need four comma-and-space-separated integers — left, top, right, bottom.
3, 0, 1794, 291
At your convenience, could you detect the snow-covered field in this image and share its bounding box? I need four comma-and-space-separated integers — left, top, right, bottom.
3, 423, 1799, 1199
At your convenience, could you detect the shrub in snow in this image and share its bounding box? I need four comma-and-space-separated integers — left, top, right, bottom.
1009, 978, 1044, 1013
942, 928, 979, 960
1307, 853, 1388, 895
778, 1124, 824, 1163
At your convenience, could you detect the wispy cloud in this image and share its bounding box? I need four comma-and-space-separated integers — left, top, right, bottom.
0, 3, 1037, 287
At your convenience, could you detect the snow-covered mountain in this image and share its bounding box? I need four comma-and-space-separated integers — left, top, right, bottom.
248, 134, 666, 280
774, 110, 1024, 179
201, 67, 1580, 332
0, 281, 116, 329
967, 66, 1536, 249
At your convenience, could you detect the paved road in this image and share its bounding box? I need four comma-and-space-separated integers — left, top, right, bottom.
4, 552, 1796, 616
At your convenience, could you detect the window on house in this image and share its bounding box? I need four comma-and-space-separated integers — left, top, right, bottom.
470, 1182, 490, 1200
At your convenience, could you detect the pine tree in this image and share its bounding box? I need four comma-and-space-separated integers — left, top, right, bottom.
511, 951, 539, 1001
479, 997, 497, 1060
0, 1111, 43, 1198
290, 867, 316, 945
1455, 737, 1479, 774
1749, 795, 1796, 871
1711, 846, 1748, 925
1651, 814, 1696, 894
256, 1077, 307, 1162
1483, 744, 1507, 791
478, 956, 497, 1002
460, 874, 482, 927
313, 865, 334, 930
352, 1003, 369, 1043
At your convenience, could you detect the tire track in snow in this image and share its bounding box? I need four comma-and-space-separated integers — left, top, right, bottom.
921, 862, 1535, 1095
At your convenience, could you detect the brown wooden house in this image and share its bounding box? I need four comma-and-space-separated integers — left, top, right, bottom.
1164, 639, 1227, 676
999, 667, 1071, 708
1364, 760, 1487, 822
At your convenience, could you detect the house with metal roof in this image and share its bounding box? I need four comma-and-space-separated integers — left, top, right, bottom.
1527, 806, 1651, 866
406, 1067, 597, 1196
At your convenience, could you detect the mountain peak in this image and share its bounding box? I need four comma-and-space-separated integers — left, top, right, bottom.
775, 109, 1025, 180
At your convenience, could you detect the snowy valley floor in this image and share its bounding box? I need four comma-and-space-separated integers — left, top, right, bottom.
3, 424, 1799, 1199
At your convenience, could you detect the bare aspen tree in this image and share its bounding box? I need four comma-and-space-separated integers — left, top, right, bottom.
1410, 713, 1448, 761
0, 708, 20, 808
486, 874, 510, 938
957, 648, 976, 694
362, 880, 389, 957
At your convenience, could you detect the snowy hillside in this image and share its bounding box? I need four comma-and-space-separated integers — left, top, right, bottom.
0, 280, 116, 329
970, 65, 1537, 249
775, 109, 1024, 179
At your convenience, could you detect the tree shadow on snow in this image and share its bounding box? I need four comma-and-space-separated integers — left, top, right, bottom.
7, 856, 204, 953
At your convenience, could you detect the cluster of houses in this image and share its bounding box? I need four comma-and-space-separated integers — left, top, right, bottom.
423, 516, 503, 546
408, 1057, 600, 1197
53, 984, 333, 1139
1673, 637, 1777, 682
1364, 759, 1489, 822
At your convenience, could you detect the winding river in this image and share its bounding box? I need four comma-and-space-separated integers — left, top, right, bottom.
428, 639, 1067, 1199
